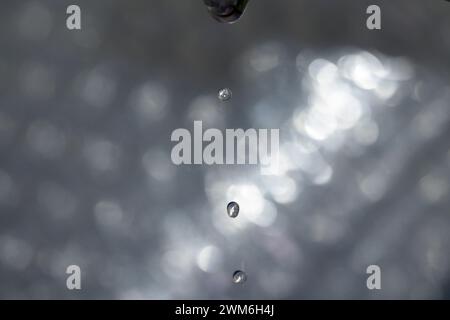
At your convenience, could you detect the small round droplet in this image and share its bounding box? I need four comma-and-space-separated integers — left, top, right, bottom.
232, 270, 247, 284
218, 88, 232, 101
227, 201, 239, 218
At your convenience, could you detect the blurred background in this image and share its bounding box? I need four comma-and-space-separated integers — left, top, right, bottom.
0, 0, 450, 299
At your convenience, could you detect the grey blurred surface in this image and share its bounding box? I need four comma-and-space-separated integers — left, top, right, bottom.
0, 0, 450, 299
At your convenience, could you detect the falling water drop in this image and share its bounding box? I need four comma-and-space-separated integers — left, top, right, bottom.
227, 201, 239, 218
232, 270, 247, 284
218, 88, 232, 102
202, 0, 250, 23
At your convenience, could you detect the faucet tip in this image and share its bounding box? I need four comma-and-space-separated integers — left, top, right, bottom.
203, 0, 250, 23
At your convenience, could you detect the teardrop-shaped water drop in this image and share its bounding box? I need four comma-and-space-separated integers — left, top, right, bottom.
227, 201, 239, 218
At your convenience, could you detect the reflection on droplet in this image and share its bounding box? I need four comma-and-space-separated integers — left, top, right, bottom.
203, 0, 249, 23
218, 88, 232, 101
227, 201, 239, 218
232, 270, 247, 284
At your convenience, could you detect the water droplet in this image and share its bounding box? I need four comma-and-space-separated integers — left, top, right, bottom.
218, 88, 232, 102
203, 0, 250, 23
232, 270, 247, 284
227, 201, 239, 218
